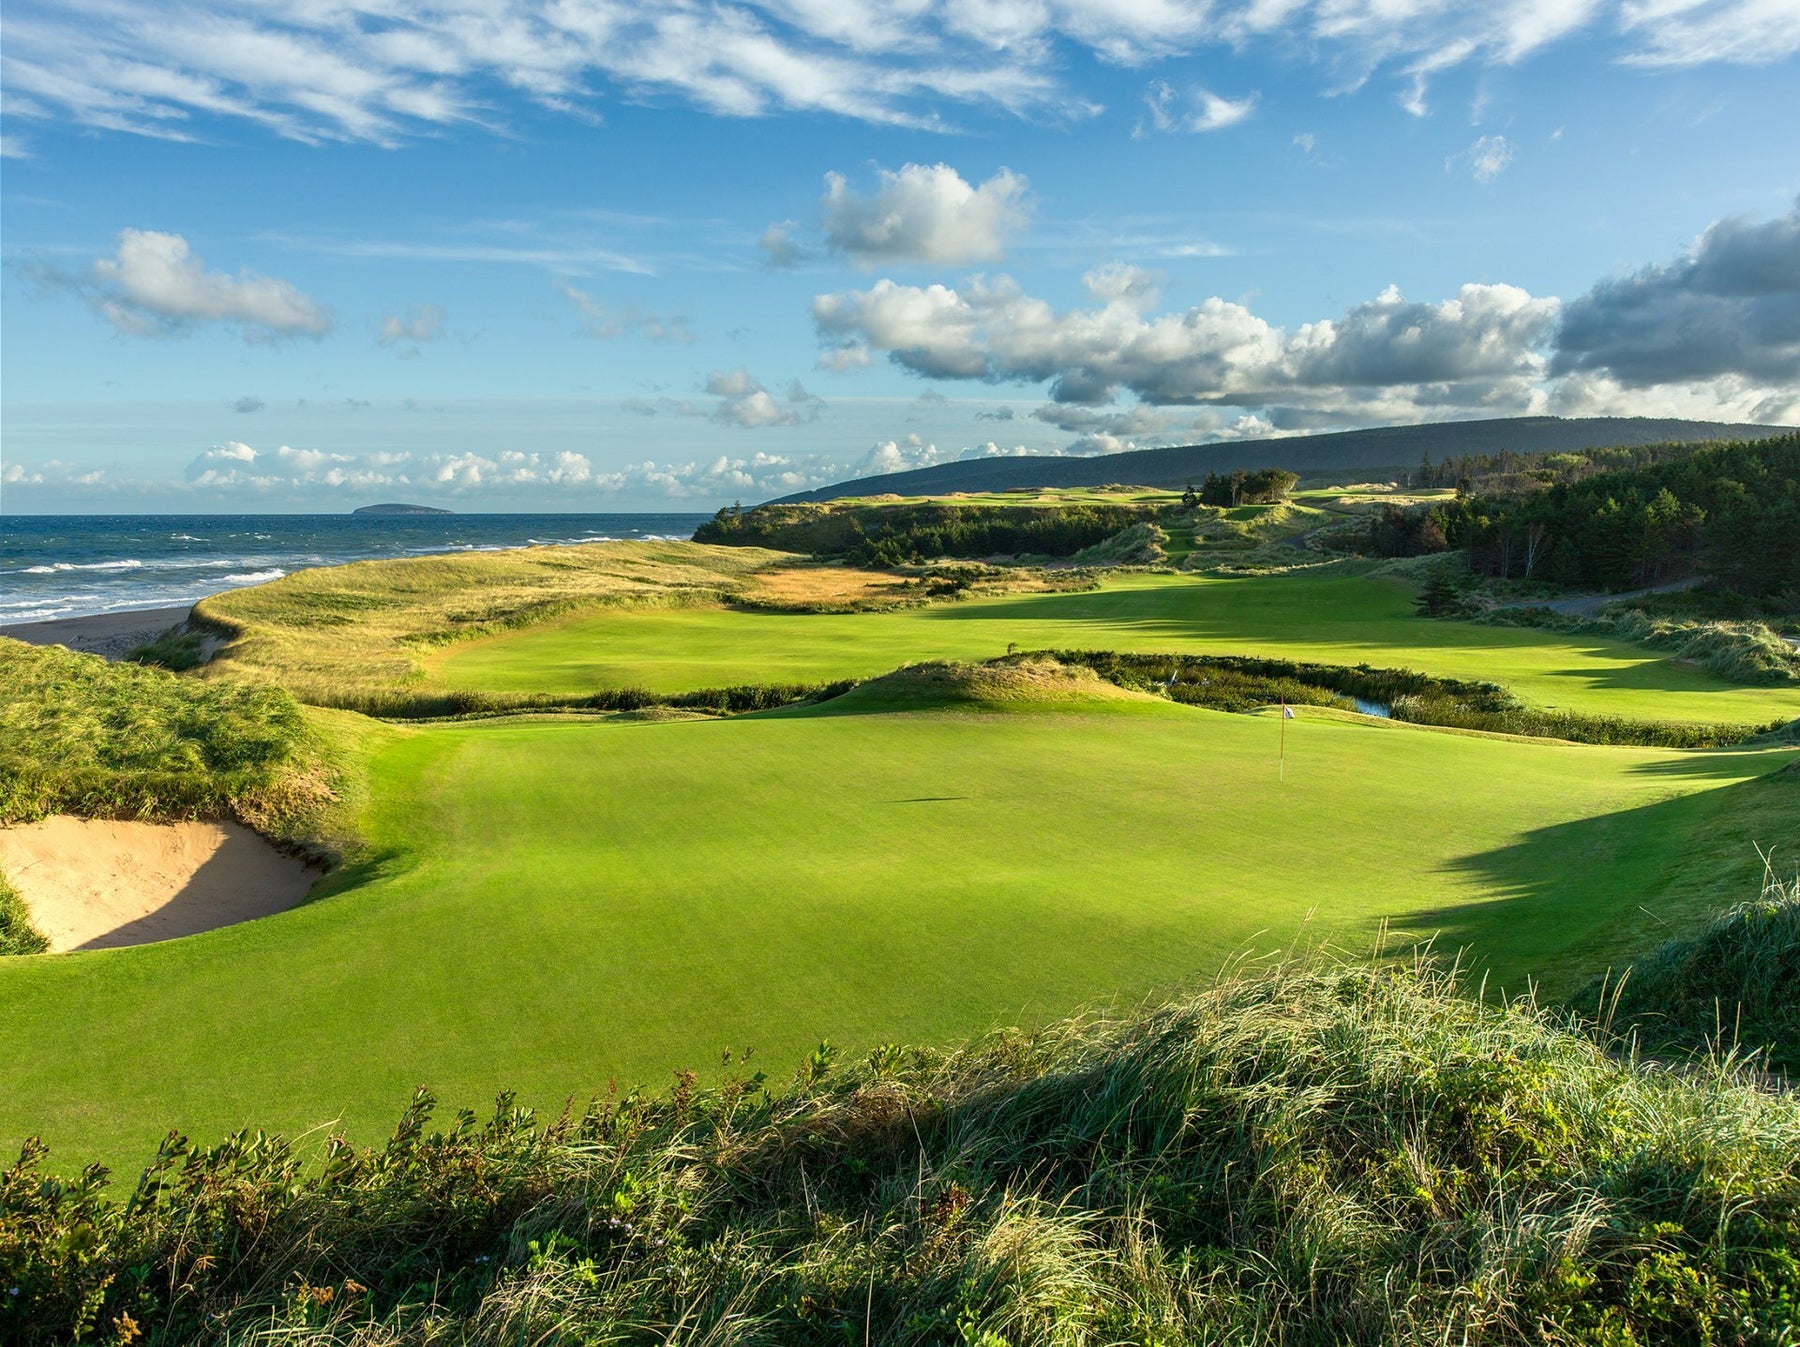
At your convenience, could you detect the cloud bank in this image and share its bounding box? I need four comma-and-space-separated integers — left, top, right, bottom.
815, 200, 1800, 426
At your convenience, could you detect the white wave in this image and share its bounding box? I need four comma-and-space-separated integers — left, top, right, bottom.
170, 533, 204, 541
222, 568, 286, 584
21, 559, 145, 574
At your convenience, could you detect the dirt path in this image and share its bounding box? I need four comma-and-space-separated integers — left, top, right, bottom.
1496, 575, 1704, 619
0, 817, 318, 951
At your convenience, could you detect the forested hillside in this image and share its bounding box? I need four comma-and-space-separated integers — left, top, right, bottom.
1371, 432, 1800, 596
695, 498, 1146, 563
774, 417, 1788, 504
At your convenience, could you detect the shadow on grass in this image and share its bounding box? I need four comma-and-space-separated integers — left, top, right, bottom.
1399, 763, 1800, 999
1625, 749, 1800, 780
916, 577, 1784, 701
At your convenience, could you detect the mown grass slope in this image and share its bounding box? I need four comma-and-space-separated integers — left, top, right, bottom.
1, 674, 1791, 1173
434, 568, 1800, 725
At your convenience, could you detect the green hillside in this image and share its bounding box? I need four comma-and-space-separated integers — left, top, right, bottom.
774, 416, 1791, 503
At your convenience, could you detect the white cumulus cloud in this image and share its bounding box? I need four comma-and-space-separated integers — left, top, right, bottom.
74, 229, 332, 340
813, 266, 1561, 418
821, 163, 1031, 266
701, 367, 824, 428
1552, 198, 1800, 389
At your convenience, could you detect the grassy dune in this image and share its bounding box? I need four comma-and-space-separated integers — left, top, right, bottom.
193, 539, 1073, 713
191, 540, 796, 706
434, 568, 1800, 725
2, 673, 1792, 1171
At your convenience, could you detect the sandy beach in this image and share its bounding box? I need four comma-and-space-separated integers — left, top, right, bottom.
0, 605, 194, 660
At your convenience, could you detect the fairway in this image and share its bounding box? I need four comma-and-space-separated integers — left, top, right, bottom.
433, 568, 1800, 725
2, 686, 1792, 1172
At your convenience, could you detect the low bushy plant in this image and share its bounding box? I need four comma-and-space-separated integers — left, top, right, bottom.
6, 955, 1798, 1344
1481, 606, 1800, 686
0, 870, 48, 956
1069, 522, 1169, 567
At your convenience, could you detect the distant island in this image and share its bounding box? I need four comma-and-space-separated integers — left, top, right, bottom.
352, 503, 454, 516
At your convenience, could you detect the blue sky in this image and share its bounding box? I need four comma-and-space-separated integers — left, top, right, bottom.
3, 0, 1798, 512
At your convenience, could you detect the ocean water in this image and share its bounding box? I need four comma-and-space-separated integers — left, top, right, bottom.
0, 514, 713, 624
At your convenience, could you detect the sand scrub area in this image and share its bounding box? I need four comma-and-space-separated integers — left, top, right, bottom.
0, 817, 318, 951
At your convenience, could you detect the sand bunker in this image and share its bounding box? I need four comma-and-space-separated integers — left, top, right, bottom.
0, 817, 318, 952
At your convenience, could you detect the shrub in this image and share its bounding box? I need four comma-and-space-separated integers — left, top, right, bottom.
1479, 606, 1800, 686
696, 500, 1148, 562
1027, 649, 1778, 747
1069, 522, 1169, 567
0, 870, 47, 957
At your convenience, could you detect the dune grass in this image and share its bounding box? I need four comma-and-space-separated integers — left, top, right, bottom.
1, 674, 1792, 1173
191, 539, 791, 707
11, 954, 1800, 1345
0, 871, 47, 957
433, 567, 1800, 726
1595, 856, 1800, 1070
193, 540, 1077, 715
0, 638, 344, 851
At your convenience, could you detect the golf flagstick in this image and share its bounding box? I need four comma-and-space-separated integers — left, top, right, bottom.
1280, 698, 1286, 782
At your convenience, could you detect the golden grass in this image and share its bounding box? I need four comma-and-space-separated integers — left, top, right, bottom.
194, 540, 795, 705
840, 658, 1159, 710
191, 543, 1077, 711
741, 565, 913, 608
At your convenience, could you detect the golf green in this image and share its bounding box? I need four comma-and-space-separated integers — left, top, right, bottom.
2, 688, 1791, 1172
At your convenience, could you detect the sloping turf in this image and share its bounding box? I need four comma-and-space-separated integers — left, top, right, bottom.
430, 570, 1800, 725
2, 686, 1792, 1172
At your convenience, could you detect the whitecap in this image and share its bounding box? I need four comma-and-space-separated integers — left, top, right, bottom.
21, 559, 144, 574
222, 568, 286, 584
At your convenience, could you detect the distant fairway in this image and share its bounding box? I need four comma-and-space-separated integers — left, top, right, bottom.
434, 569, 1800, 725
2, 684, 1792, 1172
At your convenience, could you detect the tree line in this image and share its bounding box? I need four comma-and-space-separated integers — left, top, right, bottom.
1183, 468, 1300, 508
1372, 432, 1800, 597
695, 499, 1146, 564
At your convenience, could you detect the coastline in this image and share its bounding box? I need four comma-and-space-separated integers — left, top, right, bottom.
0, 605, 195, 660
